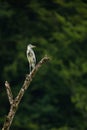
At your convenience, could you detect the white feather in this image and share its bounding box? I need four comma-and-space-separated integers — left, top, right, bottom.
27, 44, 36, 73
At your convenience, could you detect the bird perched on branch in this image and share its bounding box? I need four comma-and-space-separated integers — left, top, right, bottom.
27, 44, 36, 73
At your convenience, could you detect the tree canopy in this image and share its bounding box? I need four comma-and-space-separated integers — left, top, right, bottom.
0, 0, 87, 130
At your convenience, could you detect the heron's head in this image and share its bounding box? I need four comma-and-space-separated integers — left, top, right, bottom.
27, 44, 36, 49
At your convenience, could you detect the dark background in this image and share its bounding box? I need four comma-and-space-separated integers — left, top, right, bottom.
0, 0, 87, 130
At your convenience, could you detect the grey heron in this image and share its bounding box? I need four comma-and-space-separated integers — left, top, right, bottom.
27, 44, 36, 73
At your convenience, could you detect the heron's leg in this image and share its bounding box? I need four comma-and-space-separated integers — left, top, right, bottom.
32, 63, 35, 70
29, 64, 31, 74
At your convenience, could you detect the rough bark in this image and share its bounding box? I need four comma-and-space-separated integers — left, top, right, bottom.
2, 56, 50, 130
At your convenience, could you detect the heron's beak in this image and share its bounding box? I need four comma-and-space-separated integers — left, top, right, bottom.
32, 45, 36, 48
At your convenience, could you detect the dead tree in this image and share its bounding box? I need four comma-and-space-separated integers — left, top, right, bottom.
2, 56, 50, 130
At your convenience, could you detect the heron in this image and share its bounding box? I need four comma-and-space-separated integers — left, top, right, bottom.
27, 44, 36, 73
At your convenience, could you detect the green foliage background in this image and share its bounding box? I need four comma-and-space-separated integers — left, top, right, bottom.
0, 0, 87, 130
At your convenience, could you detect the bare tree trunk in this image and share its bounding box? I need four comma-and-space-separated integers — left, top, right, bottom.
2, 56, 50, 130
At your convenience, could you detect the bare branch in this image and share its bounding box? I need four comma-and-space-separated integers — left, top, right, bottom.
2, 56, 50, 130
15, 56, 50, 105
5, 81, 13, 105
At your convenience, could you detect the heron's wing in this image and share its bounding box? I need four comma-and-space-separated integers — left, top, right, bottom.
31, 49, 36, 65
27, 49, 36, 63
33, 56, 36, 64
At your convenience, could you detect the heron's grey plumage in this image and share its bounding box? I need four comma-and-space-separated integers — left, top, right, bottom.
27, 44, 36, 73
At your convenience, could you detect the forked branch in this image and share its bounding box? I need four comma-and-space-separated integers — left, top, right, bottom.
5, 81, 13, 105
2, 56, 50, 130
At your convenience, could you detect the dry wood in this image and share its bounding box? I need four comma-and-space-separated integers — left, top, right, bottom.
2, 56, 50, 130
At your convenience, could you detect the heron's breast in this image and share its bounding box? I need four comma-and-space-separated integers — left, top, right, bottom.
28, 56, 34, 63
